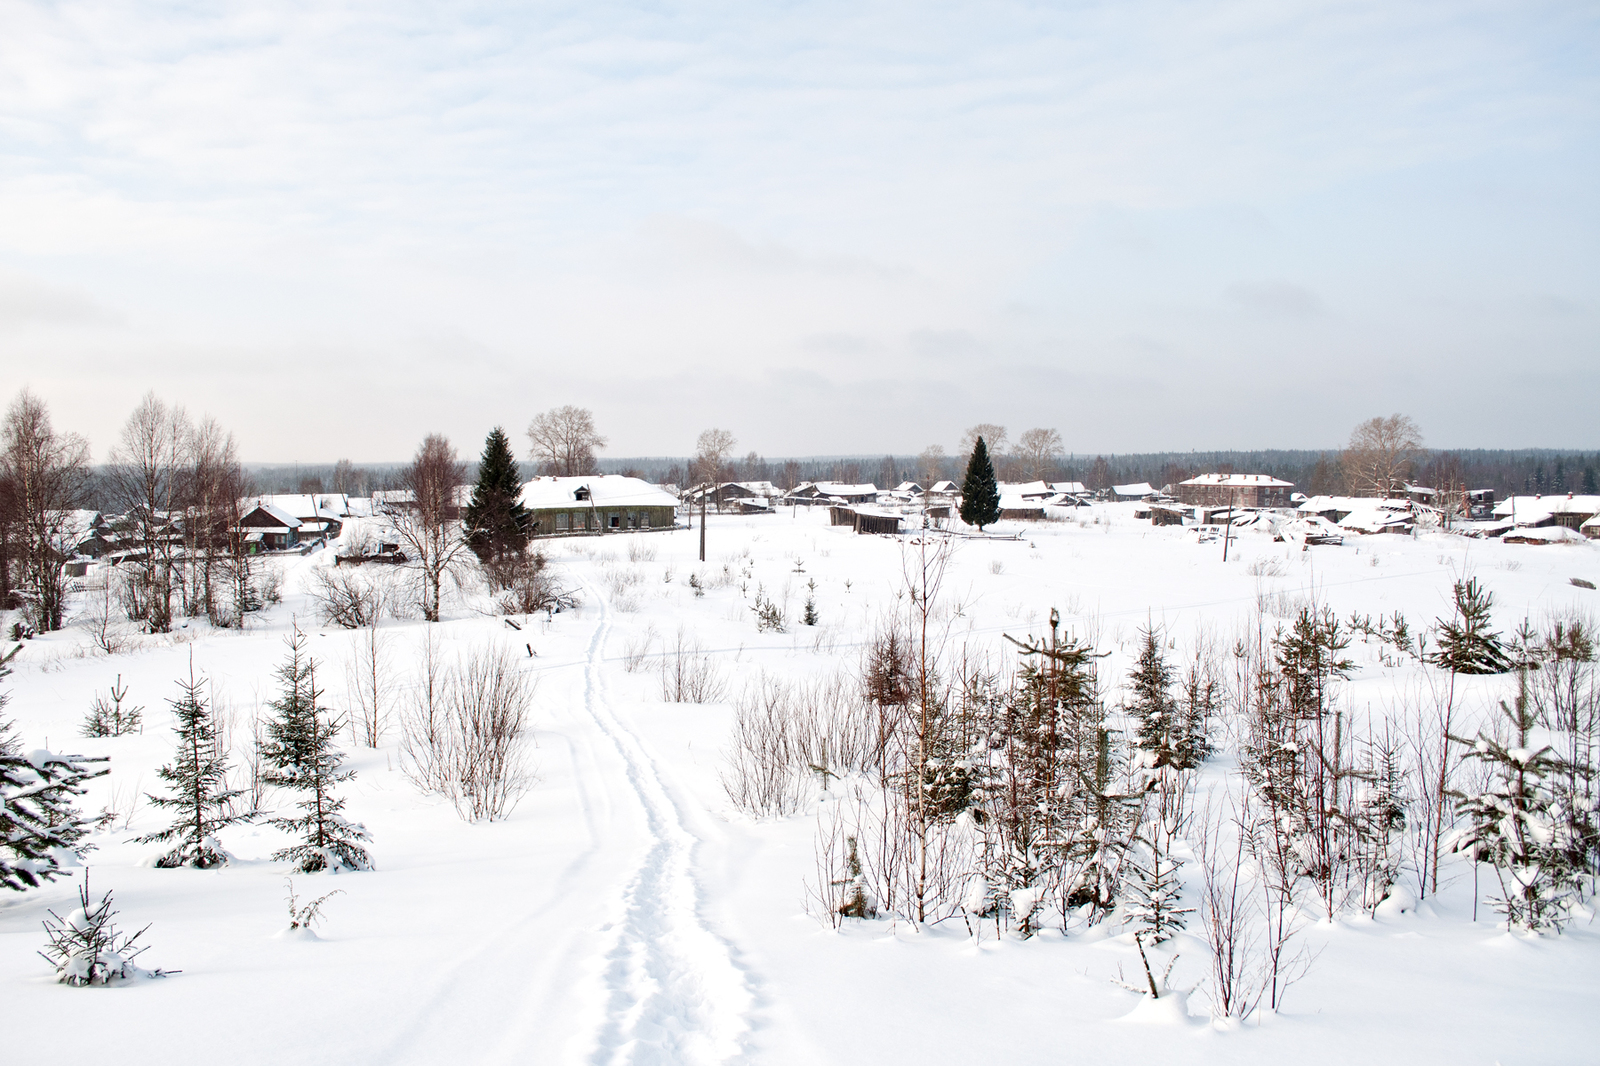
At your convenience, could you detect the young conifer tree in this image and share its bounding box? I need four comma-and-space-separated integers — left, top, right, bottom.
260, 629, 370, 872
1431, 577, 1512, 675
1, 671, 110, 891
1127, 625, 1180, 773
1451, 668, 1582, 931
463, 427, 531, 570
140, 662, 250, 868
959, 437, 1001, 531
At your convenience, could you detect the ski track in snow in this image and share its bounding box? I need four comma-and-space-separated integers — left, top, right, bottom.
577, 574, 754, 1066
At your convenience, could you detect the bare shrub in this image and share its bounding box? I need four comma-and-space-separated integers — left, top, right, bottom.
622, 626, 657, 673
659, 629, 727, 704
345, 624, 393, 747
311, 567, 390, 629
722, 672, 879, 818
1246, 556, 1288, 578
627, 539, 657, 563
402, 640, 536, 821
80, 571, 132, 654
493, 551, 575, 615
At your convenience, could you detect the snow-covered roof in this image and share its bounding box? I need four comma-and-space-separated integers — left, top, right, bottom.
1050, 482, 1088, 495
813, 482, 877, 497
1180, 473, 1294, 488
241, 503, 301, 528
998, 494, 1046, 510
252, 494, 350, 521
1298, 495, 1411, 514
1503, 525, 1587, 544
44, 509, 103, 540
1112, 482, 1158, 497
1402, 483, 1437, 497
1492, 494, 1600, 523
999, 481, 1053, 498
894, 482, 925, 494
929, 481, 958, 493
519, 475, 680, 511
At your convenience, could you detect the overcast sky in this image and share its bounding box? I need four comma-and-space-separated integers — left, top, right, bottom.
2, 0, 1596, 463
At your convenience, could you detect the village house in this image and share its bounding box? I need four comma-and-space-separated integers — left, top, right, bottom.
787, 482, 879, 506
520, 475, 680, 536
1493, 494, 1600, 531
1177, 473, 1295, 509
236, 502, 304, 552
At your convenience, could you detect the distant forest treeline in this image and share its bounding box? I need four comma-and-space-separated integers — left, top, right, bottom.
113, 447, 1599, 506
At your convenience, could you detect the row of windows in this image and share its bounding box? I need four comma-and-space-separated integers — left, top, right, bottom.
552, 510, 654, 532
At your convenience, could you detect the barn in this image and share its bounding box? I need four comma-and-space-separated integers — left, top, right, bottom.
520, 476, 680, 536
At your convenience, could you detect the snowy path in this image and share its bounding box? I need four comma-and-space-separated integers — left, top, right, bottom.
574, 576, 754, 1065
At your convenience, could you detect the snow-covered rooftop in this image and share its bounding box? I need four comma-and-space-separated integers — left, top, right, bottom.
1180, 473, 1294, 488
1492, 494, 1600, 523
1112, 482, 1157, 497
520, 475, 680, 510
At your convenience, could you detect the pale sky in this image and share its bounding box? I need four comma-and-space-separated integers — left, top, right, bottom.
2, 0, 1596, 462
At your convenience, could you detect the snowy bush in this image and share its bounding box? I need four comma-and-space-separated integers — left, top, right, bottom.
39, 874, 167, 985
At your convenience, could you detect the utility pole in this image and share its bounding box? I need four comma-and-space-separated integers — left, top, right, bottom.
699, 481, 707, 562
1221, 486, 1236, 562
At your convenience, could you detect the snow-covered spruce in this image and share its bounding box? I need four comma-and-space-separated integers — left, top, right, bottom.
1, 710, 109, 891
260, 629, 371, 873
137, 661, 252, 868
39, 873, 168, 985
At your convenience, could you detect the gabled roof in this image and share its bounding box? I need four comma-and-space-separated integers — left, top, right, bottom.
1112, 482, 1158, 497
1180, 473, 1294, 488
519, 475, 680, 511
928, 481, 958, 493
1050, 482, 1087, 495
240, 503, 301, 529
894, 482, 925, 494
999, 481, 1053, 498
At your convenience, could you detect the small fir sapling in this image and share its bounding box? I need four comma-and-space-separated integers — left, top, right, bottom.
833, 836, 875, 919
39, 873, 170, 984
1124, 816, 1195, 944
81, 674, 143, 737
138, 662, 252, 868
260, 630, 372, 872
1430, 577, 1512, 675
803, 579, 819, 627
1450, 666, 1583, 932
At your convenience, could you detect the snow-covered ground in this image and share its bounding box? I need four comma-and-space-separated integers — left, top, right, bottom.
4, 504, 1600, 1064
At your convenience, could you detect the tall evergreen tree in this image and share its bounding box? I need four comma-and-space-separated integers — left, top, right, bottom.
1, 652, 109, 890
140, 663, 251, 868
1126, 625, 1181, 772
259, 629, 371, 872
464, 427, 531, 568
959, 436, 1001, 531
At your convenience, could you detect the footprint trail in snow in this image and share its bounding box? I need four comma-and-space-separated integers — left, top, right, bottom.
579, 578, 753, 1065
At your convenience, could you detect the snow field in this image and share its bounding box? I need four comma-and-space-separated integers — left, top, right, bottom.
2, 503, 1599, 1064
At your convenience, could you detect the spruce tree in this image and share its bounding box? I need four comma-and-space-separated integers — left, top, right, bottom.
1430, 577, 1512, 675
260, 630, 371, 872
139, 664, 251, 868
1, 699, 109, 891
1451, 669, 1583, 931
464, 426, 531, 568
959, 436, 1001, 531
1126, 625, 1181, 772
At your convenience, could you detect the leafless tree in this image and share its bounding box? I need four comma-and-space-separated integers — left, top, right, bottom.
180, 417, 247, 626
311, 566, 390, 628
917, 445, 946, 486
330, 458, 370, 494
1342, 414, 1424, 497
386, 434, 468, 622
694, 428, 737, 561
960, 424, 1008, 464
0, 389, 91, 631
108, 392, 191, 633
345, 622, 393, 748
781, 459, 802, 492
526, 405, 605, 476
1015, 428, 1063, 482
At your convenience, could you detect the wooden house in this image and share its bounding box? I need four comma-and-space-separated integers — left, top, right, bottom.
520, 476, 680, 536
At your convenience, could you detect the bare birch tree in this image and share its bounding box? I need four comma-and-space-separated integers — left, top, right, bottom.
387, 434, 468, 622
1015, 428, 1063, 482
526, 406, 605, 476
694, 428, 736, 562
0, 389, 91, 631
1342, 414, 1424, 497
108, 392, 191, 633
